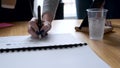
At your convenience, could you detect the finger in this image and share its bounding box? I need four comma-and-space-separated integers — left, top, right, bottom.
29, 18, 39, 32
28, 27, 39, 38
41, 31, 48, 37
109, 21, 112, 27
40, 22, 51, 32
107, 21, 112, 26
40, 26, 49, 32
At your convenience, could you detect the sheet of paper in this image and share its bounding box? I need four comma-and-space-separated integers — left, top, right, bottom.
0, 34, 84, 49
0, 46, 110, 68
0, 34, 110, 68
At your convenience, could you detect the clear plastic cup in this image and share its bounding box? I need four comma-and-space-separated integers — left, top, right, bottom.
87, 8, 108, 40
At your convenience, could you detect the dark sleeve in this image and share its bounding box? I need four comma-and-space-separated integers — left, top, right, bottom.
0, 0, 34, 22
104, 0, 120, 19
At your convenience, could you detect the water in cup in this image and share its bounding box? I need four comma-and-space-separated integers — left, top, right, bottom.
88, 18, 105, 40
87, 8, 108, 40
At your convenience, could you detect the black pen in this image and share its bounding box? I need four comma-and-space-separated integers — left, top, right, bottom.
37, 5, 43, 37
38, 5, 42, 32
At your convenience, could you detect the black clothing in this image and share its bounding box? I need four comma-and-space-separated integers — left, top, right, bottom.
0, 0, 34, 22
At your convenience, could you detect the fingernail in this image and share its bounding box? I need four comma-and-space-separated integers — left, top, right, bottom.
40, 30, 44, 33
36, 30, 44, 35
41, 32, 48, 37
36, 31, 40, 35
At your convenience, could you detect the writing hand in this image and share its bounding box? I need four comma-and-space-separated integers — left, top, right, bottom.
28, 17, 51, 38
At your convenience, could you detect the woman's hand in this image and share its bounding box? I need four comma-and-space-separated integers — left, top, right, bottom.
28, 17, 51, 38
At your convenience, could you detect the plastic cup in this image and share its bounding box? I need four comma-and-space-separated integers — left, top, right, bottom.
87, 8, 108, 40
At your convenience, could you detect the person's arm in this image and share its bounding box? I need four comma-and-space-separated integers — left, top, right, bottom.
28, 0, 60, 38
42, 0, 60, 23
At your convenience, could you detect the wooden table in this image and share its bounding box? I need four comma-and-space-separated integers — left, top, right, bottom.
0, 19, 120, 68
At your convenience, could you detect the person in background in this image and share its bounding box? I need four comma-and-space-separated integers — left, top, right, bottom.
28, 0, 60, 38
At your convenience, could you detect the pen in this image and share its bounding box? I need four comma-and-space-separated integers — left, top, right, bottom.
37, 5, 43, 37
38, 5, 42, 29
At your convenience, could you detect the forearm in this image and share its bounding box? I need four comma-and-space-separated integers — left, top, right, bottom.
42, 0, 60, 22
42, 12, 53, 24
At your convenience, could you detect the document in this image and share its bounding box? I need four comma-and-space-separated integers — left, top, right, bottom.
0, 34, 110, 68
0, 34, 84, 49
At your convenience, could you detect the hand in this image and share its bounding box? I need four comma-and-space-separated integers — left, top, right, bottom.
28, 17, 51, 38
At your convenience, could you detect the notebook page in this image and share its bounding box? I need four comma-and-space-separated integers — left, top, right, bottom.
0, 33, 110, 68
0, 45, 110, 68
0, 34, 84, 49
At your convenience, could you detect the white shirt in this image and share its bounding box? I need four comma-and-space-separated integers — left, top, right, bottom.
43, 0, 60, 18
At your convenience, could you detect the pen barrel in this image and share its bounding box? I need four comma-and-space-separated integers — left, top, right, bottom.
38, 20, 42, 31
38, 5, 42, 32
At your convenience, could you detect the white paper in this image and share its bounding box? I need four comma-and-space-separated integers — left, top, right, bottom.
0, 34, 110, 68
0, 34, 83, 49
